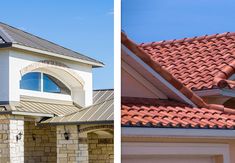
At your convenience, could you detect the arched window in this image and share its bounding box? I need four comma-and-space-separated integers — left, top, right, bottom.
20, 72, 71, 95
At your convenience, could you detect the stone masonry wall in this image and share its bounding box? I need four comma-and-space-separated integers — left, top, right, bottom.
24, 121, 56, 163
9, 117, 24, 163
88, 133, 114, 163
0, 115, 24, 163
0, 116, 10, 163
78, 138, 89, 163
57, 125, 80, 163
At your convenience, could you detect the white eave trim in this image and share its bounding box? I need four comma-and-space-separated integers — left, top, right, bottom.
195, 88, 235, 97
122, 127, 235, 139
122, 44, 197, 107
11, 43, 104, 67
12, 111, 54, 117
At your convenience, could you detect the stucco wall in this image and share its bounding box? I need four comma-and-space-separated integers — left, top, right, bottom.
0, 50, 10, 103
2, 49, 93, 106
24, 121, 56, 163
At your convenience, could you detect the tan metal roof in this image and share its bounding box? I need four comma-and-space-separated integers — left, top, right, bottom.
16, 101, 80, 116
42, 89, 114, 124
93, 89, 113, 104
0, 96, 81, 117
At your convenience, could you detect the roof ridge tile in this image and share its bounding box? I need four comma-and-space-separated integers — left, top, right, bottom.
140, 32, 235, 48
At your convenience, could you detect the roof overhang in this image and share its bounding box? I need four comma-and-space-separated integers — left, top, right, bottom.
122, 44, 197, 107
6, 43, 104, 68
122, 127, 235, 139
40, 120, 113, 125
0, 110, 54, 117
195, 88, 235, 97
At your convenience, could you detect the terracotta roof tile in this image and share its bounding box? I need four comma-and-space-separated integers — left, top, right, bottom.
138, 32, 235, 90
122, 97, 235, 129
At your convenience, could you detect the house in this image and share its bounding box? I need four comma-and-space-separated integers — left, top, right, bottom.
121, 32, 235, 163
0, 22, 113, 163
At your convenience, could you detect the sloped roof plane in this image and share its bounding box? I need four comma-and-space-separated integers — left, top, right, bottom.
0, 22, 104, 67
139, 32, 235, 91
42, 89, 114, 124
122, 97, 235, 129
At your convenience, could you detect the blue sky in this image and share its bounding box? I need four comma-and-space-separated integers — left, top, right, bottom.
122, 0, 235, 43
0, 0, 113, 89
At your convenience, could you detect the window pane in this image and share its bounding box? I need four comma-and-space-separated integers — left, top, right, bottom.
43, 74, 61, 93
43, 74, 71, 94
20, 72, 41, 91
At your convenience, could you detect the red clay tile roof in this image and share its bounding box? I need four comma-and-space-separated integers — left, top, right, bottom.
122, 97, 235, 129
139, 32, 235, 91
122, 32, 207, 109
122, 32, 235, 114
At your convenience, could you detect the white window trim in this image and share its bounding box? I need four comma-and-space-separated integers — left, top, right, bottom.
20, 89, 72, 101
20, 72, 72, 101
122, 142, 230, 163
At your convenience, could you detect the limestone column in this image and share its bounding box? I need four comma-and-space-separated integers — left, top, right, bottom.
0, 115, 24, 163
57, 125, 80, 163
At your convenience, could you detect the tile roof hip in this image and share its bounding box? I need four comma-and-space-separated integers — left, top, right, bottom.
213, 60, 235, 89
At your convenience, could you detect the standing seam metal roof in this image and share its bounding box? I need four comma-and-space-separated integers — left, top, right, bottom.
0, 22, 103, 66
41, 89, 114, 124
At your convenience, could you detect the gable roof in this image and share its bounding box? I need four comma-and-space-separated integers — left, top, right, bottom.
122, 32, 207, 109
0, 22, 103, 67
121, 32, 235, 129
122, 97, 235, 129
139, 32, 235, 91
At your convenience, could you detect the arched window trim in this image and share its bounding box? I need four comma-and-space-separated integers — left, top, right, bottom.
20, 72, 71, 95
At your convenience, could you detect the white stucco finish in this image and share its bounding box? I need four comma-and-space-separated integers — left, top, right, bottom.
0, 50, 10, 102
0, 48, 93, 107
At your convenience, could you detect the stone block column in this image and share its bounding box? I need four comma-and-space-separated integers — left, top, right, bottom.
57, 125, 82, 163
0, 115, 24, 163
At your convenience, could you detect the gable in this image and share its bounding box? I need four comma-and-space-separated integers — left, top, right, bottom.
122, 67, 165, 99
122, 43, 197, 107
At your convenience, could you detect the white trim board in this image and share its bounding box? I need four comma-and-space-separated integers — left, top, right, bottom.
122, 127, 235, 139
121, 44, 197, 107
122, 142, 230, 163
195, 88, 235, 98
11, 44, 104, 67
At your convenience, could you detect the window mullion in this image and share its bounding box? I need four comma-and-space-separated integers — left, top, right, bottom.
41, 73, 43, 92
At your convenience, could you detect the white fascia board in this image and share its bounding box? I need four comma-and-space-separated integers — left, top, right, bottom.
11, 44, 104, 67
122, 44, 197, 107
194, 89, 221, 97
12, 111, 54, 117
195, 88, 235, 98
221, 89, 235, 97
122, 127, 235, 139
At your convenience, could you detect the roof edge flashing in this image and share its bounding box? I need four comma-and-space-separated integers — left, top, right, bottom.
11, 43, 104, 67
